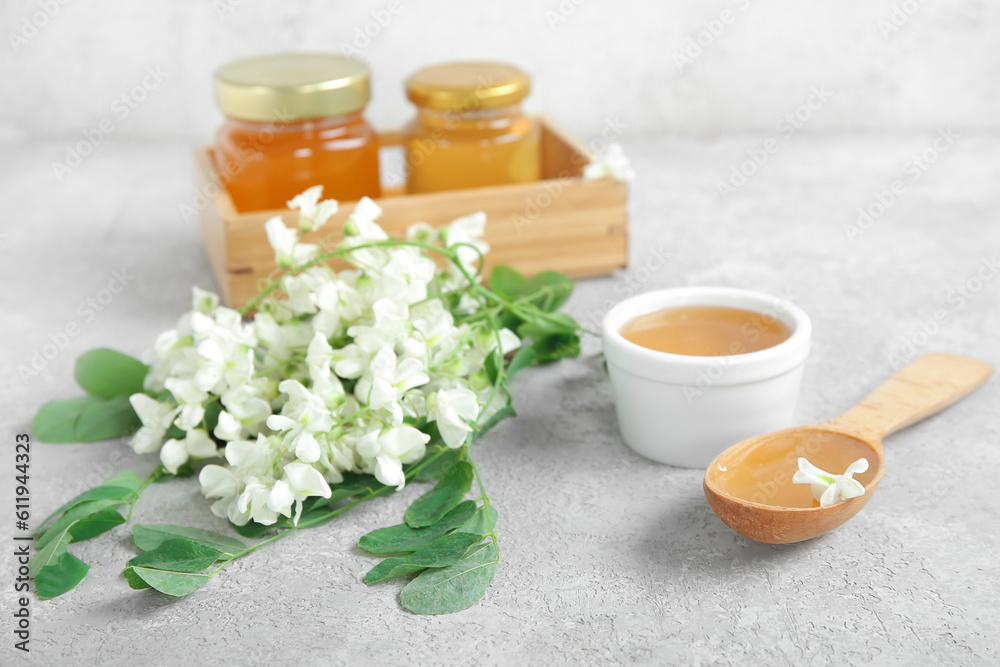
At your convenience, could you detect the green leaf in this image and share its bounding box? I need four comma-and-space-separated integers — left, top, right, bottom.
232, 520, 276, 539
29, 520, 77, 579
517, 312, 579, 339
30, 519, 91, 600
405, 460, 474, 529
74, 348, 148, 399
128, 566, 210, 597
456, 504, 499, 536
364, 532, 484, 585
204, 400, 223, 434
488, 265, 526, 300
121, 566, 151, 590
483, 347, 503, 385
293, 474, 390, 528
521, 271, 573, 312
32, 394, 141, 443
532, 332, 581, 364
328, 473, 386, 502
506, 346, 537, 380
74, 394, 142, 442
36, 499, 125, 550
471, 405, 516, 443
104, 469, 145, 493
359, 500, 477, 554
35, 552, 89, 600
32, 396, 100, 443
415, 446, 463, 482
132, 525, 246, 556
67, 506, 125, 542
129, 538, 222, 572
35, 473, 140, 536
400, 541, 499, 615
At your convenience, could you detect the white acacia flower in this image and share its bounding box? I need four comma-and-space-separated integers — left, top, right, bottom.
306, 333, 345, 405
160, 428, 219, 474
427, 387, 480, 448
287, 185, 338, 233
352, 425, 431, 489
254, 312, 315, 362
405, 221, 437, 244
265, 216, 318, 268
192, 287, 219, 314
793, 457, 869, 507
347, 297, 409, 353
282, 272, 322, 316
266, 380, 334, 463
220, 385, 272, 436
313, 277, 364, 338
128, 394, 180, 454
268, 462, 333, 525
473, 327, 521, 356
192, 338, 253, 395
213, 410, 243, 441
199, 464, 244, 524
164, 377, 209, 431
343, 197, 386, 241
341, 197, 391, 270
224, 434, 276, 477
443, 212, 489, 277
354, 346, 429, 422
583, 143, 635, 182
237, 477, 280, 526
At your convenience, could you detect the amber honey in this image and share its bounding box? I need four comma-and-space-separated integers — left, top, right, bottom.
712, 432, 877, 508
403, 62, 540, 194
620, 305, 792, 356
213, 53, 380, 212
215, 113, 380, 212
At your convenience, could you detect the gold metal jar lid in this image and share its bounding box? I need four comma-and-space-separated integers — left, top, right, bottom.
214, 52, 371, 122
405, 62, 531, 112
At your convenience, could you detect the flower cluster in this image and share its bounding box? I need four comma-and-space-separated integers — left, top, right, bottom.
128, 186, 518, 527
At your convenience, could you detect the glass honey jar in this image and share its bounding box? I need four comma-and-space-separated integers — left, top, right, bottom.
403, 62, 540, 194
213, 53, 380, 212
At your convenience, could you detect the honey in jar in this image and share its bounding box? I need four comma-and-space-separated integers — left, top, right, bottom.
213, 53, 380, 212
403, 62, 540, 194
620, 305, 792, 356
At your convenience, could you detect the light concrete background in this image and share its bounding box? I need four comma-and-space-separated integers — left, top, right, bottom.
2, 1, 999, 665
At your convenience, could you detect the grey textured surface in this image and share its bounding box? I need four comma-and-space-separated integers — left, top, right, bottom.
1, 133, 998, 666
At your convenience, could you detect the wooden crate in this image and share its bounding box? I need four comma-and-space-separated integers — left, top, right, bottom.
195, 116, 628, 307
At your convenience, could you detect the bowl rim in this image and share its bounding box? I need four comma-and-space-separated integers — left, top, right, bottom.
601, 286, 812, 384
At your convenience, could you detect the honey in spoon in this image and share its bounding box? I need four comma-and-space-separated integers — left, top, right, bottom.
711, 431, 878, 508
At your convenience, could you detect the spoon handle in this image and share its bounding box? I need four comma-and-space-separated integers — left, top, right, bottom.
832, 353, 993, 442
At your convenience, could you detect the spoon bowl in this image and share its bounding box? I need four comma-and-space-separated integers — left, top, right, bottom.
704, 353, 992, 544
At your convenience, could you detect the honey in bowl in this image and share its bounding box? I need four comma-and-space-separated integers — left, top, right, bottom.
711, 431, 878, 508
620, 305, 792, 356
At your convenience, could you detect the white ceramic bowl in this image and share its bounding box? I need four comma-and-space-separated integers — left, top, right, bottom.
602, 286, 812, 468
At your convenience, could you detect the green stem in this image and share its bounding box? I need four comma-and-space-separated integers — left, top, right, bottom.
204, 445, 454, 579
125, 466, 165, 523
240, 239, 464, 316
465, 455, 499, 561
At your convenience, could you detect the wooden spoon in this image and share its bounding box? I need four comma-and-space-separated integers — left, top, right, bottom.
704, 353, 993, 544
